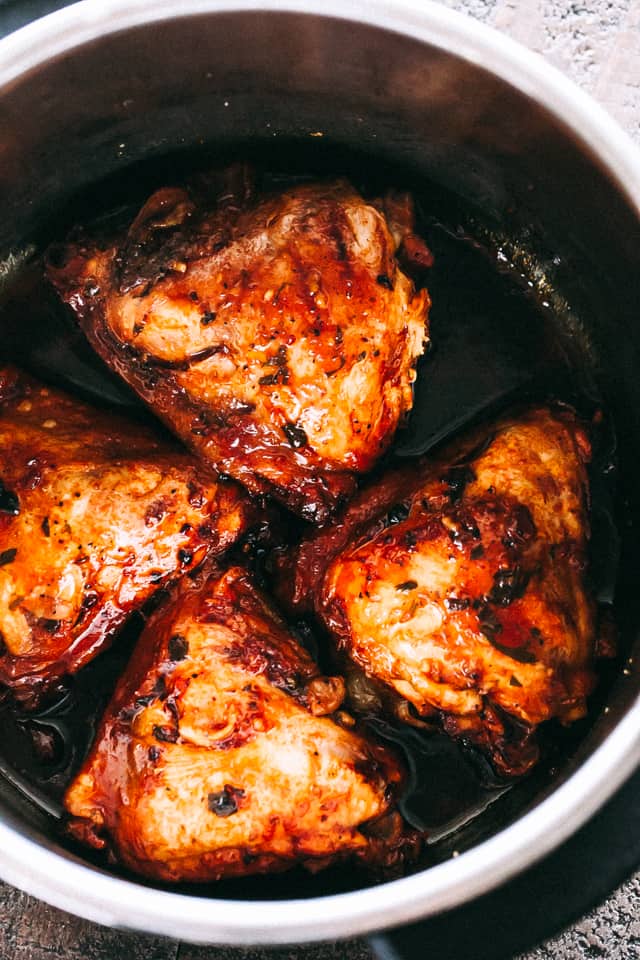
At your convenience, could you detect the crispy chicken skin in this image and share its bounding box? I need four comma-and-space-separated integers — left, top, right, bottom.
0, 365, 253, 703
47, 169, 430, 521
64, 565, 419, 882
279, 407, 596, 776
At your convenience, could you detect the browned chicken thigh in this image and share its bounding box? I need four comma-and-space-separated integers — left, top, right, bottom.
47, 169, 430, 521
65, 564, 419, 882
0, 365, 253, 703
280, 407, 596, 776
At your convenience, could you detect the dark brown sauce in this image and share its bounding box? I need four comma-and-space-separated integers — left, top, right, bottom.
0, 147, 620, 898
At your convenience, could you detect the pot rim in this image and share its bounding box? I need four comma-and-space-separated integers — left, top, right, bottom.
1, 0, 640, 944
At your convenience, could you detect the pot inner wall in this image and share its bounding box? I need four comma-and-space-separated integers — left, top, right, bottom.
0, 6, 639, 906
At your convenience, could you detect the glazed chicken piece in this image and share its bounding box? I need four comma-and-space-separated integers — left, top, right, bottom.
65, 564, 419, 882
280, 407, 596, 776
0, 365, 253, 704
47, 168, 430, 521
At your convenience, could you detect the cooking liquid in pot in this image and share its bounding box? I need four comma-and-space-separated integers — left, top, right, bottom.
0, 149, 619, 896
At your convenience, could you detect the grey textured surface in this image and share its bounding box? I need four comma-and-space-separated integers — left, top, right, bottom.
517, 875, 640, 960
1, 1, 639, 959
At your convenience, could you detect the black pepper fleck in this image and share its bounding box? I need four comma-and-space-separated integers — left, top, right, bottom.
386, 503, 410, 525
0, 481, 19, 516
443, 465, 475, 502
282, 422, 307, 448
207, 784, 245, 818
168, 634, 189, 661
488, 566, 530, 607
446, 596, 470, 611
396, 580, 418, 592
490, 641, 536, 664
153, 724, 178, 743
135, 694, 155, 708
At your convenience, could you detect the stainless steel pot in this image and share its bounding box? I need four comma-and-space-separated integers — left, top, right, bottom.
1, 1, 640, 954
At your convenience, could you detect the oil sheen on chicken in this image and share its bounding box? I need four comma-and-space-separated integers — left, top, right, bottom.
280, 407, 596, 776
0, 365, 253, 704
46, 169, 430, 521
64, 565, 420, 882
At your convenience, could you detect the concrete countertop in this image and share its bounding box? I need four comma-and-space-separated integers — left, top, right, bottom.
1, 1, 639, 958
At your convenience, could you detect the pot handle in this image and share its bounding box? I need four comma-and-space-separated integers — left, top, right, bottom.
0, 0, 74, 39
368, 764, 640, 960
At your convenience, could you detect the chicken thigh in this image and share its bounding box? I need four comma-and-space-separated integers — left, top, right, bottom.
65, 564, 419, 881
280, 407, 596, 776
0, 365, 253, 703
47, 169, 430, 521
